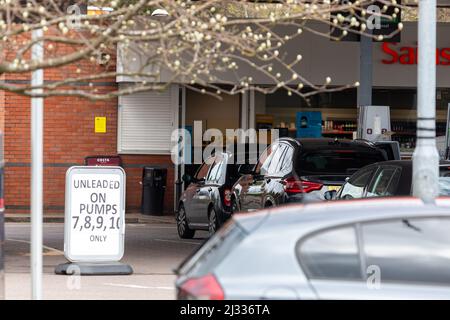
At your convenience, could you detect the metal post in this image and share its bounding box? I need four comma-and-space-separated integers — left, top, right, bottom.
412, 0, 439, 202
357, 32, 373, 107
175, 86, 185, 210
31, 27, 44, 300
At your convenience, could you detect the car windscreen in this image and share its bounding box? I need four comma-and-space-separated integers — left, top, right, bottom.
176, 220, 247, 278
296, 150, 386, 175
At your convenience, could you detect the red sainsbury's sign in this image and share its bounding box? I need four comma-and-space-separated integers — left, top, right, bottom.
381, 42, 450, 65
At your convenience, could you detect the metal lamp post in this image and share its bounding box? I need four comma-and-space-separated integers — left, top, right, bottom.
31, 27, 44, 300
412, 0, 439, 202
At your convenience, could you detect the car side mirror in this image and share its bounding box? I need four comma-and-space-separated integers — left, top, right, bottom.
238, 164, 254, 175
345, 177, 350, 182
324, 190, 337, 200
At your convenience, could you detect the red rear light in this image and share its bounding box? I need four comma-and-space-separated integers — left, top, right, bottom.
223, 189, 232, 207
178, 274, 224, 300
0, 198, 4, 211
284, 177, 323, 194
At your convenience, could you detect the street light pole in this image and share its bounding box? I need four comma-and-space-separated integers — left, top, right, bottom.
412, 0, 439, 202
31, 27, 44, 300
357, 31, 373, 107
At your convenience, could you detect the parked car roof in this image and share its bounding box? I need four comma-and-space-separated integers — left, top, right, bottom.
233, 197, 450, 236
298, 138, 375, 147
366, 159, 450, 168
277, 137, 382, 150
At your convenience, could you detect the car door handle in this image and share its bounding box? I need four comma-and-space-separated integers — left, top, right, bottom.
208, 188, 213, 192
196, 188, 201, 193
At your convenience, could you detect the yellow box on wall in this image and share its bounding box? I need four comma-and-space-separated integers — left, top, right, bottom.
95, 117, 107, 133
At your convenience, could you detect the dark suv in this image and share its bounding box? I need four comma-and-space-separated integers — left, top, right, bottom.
232, 138, 390, 212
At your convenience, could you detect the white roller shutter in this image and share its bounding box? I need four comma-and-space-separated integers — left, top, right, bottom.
118, 85, 178, 154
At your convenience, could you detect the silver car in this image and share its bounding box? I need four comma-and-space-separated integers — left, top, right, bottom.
175, 197, 450, 299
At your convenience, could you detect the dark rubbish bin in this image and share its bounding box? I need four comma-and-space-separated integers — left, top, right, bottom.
141, 167, 167, 215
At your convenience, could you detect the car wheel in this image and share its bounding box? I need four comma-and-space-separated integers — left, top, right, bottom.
208, 208, 220, 236
176, 204, 195, 239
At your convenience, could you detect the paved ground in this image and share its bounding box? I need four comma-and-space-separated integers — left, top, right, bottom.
3, 221, 208, 300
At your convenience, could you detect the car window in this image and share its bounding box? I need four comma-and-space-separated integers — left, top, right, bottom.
296, 150, 385, 175
362, 218, 450, 285
195, 159, 212, 181
385, 168, 402, 195
374, 142, 401, 160
366, 167, 400, 197
216, 161, 225, 183
279, 145, 294, 174
439, 167, 450, 195
298, 226, 362, 280
255, 145, 272, 175
267, 144, 287, 175
338, 167, 376, 199
439, 177, 450, 195
257, 143, 280, 175
206, 156, 224, 184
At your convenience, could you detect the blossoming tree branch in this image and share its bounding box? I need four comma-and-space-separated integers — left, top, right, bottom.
0, 0, 405, 100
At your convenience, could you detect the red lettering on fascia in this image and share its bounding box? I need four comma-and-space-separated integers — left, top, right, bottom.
382, 42, 450, 65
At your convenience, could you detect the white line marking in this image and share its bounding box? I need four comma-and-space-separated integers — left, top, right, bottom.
103, 283, 173, 290
6, 238, 64, 255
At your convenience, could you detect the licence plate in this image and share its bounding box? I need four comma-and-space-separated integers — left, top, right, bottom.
327, 186, 341, 191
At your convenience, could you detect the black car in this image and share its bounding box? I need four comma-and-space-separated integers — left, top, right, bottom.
333, 160, 450, 200
231, 137, 392, 212
176, 146, 262, 239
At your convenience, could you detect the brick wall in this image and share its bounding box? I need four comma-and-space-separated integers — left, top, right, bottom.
1, 35, 175, 216
3, 88, 175, 215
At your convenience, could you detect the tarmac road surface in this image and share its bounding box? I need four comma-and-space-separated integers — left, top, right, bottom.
3, 222, 208, 300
